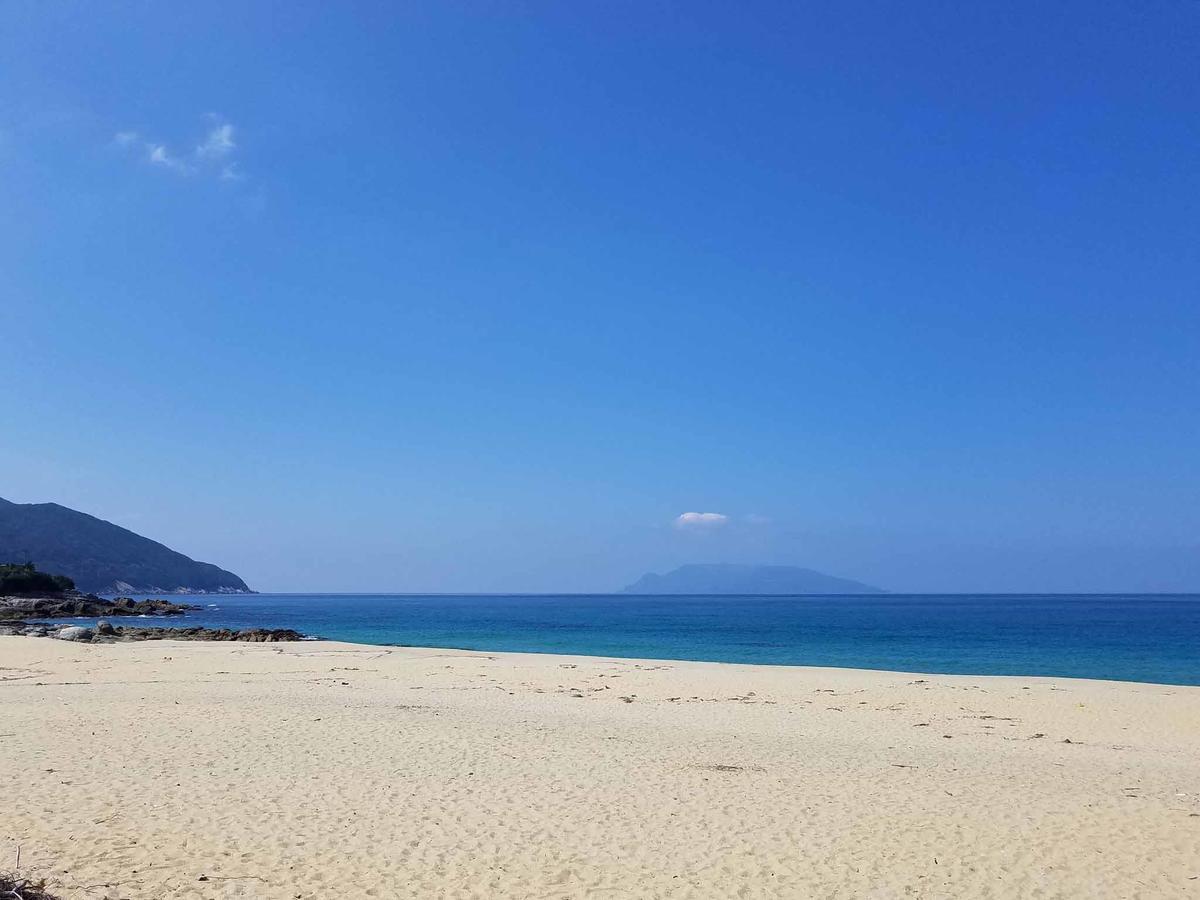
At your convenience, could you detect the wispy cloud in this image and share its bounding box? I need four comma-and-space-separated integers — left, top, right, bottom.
674, 511, 729, 530
114, 116, 243, 181
147, 142, 192, 173
196, 122, 235, 160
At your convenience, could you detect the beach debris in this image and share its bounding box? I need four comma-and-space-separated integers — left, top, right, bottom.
0, 846, 62, 900
0, 872, 62, 900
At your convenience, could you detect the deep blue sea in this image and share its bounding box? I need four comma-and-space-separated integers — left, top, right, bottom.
81, 592, 1200, 686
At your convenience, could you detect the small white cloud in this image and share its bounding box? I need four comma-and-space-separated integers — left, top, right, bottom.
147, 143, 192, 173
674, 511, 729, 530
196, 122, 235, 160
114, 115, 243, 182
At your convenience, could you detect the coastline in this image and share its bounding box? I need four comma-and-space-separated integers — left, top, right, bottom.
4, 636, 1199, 898
59, 590, 1200, 686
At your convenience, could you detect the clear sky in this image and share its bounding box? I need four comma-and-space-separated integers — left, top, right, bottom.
2, 2, 1197, 593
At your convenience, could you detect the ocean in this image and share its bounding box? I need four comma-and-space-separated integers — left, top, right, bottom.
85, 592, 1200, 686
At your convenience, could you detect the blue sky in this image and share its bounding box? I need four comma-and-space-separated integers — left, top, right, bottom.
2, 2, 1197, 592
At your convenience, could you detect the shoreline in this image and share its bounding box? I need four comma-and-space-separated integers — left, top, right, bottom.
4, 636, 1199, 898
20, 630, 1200, 687
371, 639, 1200, 688
67, 590, 1200, 688
14, 621, 1200, 687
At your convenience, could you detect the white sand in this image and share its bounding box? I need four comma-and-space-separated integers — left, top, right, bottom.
2, 637, 1198, 899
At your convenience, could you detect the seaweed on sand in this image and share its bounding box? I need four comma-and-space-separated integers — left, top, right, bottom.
0, 871, 62, 900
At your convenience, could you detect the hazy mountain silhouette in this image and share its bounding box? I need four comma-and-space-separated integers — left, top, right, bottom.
622, 563, 882, 595
0, 497, 250, 594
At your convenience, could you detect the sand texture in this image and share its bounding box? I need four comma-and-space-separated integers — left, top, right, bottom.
2, 637, 1198, 898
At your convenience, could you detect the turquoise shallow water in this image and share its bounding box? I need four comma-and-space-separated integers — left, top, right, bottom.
82, 592, 1200, 686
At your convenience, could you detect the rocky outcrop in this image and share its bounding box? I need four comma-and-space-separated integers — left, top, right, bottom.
0, 620, 306, 643
0, 593, 198, 621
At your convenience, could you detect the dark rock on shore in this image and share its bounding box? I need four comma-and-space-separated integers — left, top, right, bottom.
56, 625, 94, 642
0, 593, 198, 621
0, 620, 306, 643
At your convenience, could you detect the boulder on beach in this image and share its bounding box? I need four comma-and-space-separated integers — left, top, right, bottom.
56, 626, 95, 642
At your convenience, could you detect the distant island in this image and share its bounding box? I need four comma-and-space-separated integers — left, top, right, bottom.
621, 563, 883, 595
0, 496, 251, 594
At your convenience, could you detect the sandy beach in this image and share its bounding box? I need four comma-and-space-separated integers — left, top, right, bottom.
2, 637, 1198, 899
